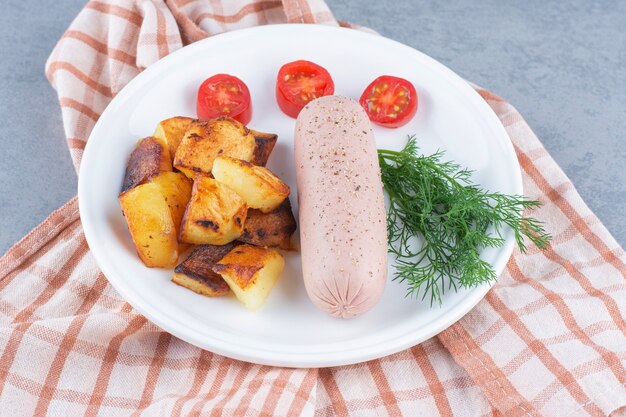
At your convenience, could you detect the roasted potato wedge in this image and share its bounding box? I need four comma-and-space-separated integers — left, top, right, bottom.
153, 116, 194, 159
250, 130, 278, 166
119, 182, 178, 268
173, 117, 255, 179
179, 176, 248, 245
212, 156, 290, 213
239, 199, 297, 250
149, 171, 192, 233
172, 243, 238, 297
122, 136, 172, 192
213, 244, 284, 310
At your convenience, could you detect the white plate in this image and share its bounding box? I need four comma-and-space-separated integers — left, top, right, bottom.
79, 24, 521, 368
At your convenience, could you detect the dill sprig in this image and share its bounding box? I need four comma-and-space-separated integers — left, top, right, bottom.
378, 136, 551, 306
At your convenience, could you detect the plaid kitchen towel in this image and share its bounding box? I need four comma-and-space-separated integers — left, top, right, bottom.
0, 0, 624, 415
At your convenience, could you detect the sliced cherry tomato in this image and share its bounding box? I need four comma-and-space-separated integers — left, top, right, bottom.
197, 74, 252, 125
359, 75, 418, 128
276, 60, 335, 118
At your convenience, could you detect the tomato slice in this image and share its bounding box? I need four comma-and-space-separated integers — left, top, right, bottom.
359, 75, 418, 128
197, 74, 252, 125
276, 60, 334, 118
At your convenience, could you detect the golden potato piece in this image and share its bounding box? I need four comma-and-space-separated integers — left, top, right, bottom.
211, 156, 290, 213
122, 136, 172, 192
119, 182, 178, 268
239, 199, 297, 250
213, 244, 285, 310
179, 176, 248, 245
172, 243, 238, 297
153, 116, 194, 159
250, 130, 278, 166
149, 171, 192, 233
173, 117, 255, 179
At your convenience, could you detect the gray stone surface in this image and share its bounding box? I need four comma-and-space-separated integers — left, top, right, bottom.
0, 0, 83, 255
0, 0, 624, 255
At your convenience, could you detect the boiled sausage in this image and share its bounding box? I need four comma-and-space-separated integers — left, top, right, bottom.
294, 96, 387, 318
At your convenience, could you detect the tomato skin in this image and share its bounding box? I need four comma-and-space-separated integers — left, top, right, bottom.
196, 74, 252, 125
359, 75, 418, 128
276, 60, 335, 118
275, 85, 301, 119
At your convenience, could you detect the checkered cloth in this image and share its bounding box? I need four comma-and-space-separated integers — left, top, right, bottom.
1, 0, 625, 415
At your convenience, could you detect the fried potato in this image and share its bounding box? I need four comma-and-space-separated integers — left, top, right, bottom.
239, 199, 297, 250
153, 116, 194, 159
172, 243, 238, 297
213, 244, 284, 310
149, 171, 192, 233
119, 182, 178, 268
211, 156, 290, 213
122, 136, 172, 192
179, 176, 248, 245
250, 130, 278, 166
173, 117, 255, 179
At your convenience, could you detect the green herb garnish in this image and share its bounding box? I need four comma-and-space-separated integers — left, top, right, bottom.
378, 136, 551, 305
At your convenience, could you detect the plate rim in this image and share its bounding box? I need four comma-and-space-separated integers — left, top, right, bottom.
78, 23, 521, 368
